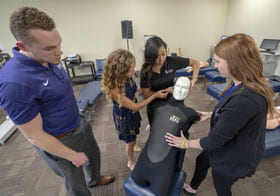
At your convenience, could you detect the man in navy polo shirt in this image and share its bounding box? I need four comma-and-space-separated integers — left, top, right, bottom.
0, 7, 114, 196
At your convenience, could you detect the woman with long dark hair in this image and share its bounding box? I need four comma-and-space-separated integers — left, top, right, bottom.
140, 36, 200, 124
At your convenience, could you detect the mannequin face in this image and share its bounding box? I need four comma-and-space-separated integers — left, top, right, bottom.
173, 77, 190, 101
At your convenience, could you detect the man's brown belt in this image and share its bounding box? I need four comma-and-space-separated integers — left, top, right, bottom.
55, 128, 78, 139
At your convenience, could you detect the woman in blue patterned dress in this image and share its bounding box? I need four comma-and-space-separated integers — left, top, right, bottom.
102, 49, 168, 170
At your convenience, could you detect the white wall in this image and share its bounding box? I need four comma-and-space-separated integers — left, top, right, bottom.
225, 0, 280, 47
225, 0, 280, 74
0, 0, 228, 69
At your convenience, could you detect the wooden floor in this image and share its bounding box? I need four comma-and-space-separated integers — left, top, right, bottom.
1, 78, 280, 196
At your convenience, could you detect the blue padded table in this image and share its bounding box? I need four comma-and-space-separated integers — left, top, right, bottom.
124, 171, 186, 196
269, 80, 280, 92
207, 80, 280, 100
77, 80, 102, 112
204, 71, 226, 83
206, 82, 227, 100
175, 66, 217, 77
264, 127, 280, 158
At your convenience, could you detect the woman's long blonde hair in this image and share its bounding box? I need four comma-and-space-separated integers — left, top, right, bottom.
101, 49, 135, 102
216, 33, 274, 115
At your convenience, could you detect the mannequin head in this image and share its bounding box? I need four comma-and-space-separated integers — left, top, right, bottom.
173, 77, 191, 101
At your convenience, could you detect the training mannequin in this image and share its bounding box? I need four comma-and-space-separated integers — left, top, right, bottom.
131, 77, 200, 196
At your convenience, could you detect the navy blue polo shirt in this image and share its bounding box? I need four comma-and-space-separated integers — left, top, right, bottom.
0, 47, 80, 136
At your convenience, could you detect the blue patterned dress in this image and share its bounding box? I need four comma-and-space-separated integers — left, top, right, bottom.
112, 78, 141, 143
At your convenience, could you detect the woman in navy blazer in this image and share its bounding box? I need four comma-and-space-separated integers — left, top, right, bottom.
165, 33, 275, 196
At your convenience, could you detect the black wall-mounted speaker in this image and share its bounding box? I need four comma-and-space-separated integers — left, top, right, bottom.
121, 20, 133, 39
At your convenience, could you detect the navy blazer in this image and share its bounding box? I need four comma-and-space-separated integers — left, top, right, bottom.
200, 84, 267, 178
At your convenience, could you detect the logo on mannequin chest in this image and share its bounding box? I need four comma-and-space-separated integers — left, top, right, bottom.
169, 115, 180, 124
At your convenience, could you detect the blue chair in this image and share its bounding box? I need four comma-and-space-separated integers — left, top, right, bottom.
95, 58, 106, 80
123, 171, 186, 196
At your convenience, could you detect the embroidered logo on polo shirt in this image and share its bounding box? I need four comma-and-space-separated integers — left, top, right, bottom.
165, 69, 173, 74
43, 78, 49, 86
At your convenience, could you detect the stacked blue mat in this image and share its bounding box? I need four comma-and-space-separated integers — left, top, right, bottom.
207, 82, 280, 158
77, 81, 102, 112
175, 66, 226, 83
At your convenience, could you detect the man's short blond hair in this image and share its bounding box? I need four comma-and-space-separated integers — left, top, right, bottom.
10, 7, 55, 44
